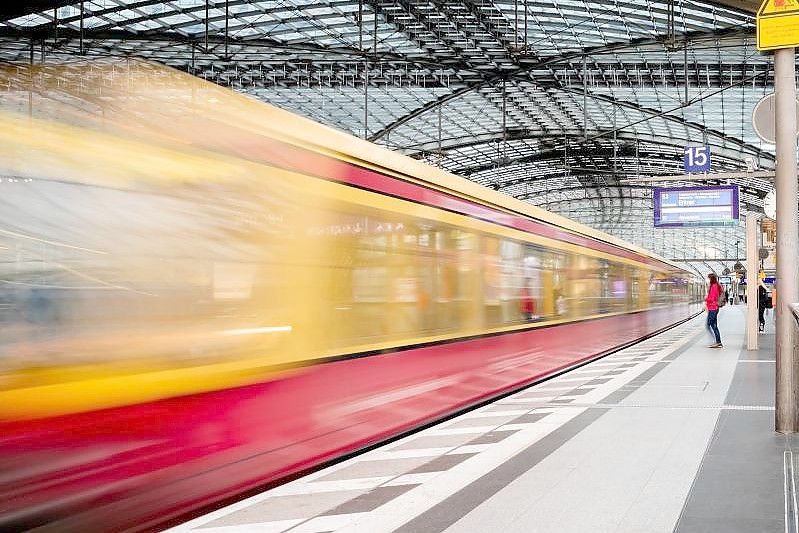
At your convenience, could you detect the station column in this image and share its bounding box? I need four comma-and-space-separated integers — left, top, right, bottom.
746, 215, 758, 351
774, 47, 799, 433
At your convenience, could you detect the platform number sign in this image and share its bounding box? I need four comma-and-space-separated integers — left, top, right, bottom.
683, 146, 711, 173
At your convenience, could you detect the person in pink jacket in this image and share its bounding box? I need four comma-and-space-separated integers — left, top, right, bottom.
706, 273, 723, 348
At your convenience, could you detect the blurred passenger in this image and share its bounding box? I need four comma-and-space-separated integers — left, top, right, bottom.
705, 273, 723, 348
554, 286, 566, 317
520, 282, 534, 322
758, 282, 768, 332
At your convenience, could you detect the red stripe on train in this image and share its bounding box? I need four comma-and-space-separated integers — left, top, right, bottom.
0, 306, 696, 531
189, 126, 669, 270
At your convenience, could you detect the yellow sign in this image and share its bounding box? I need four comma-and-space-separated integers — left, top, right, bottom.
761, 0, 799, 15
758, 0, 799, 50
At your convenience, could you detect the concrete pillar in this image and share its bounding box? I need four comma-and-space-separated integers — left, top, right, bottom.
774, 47, 799, 433
746, 215, 759, 351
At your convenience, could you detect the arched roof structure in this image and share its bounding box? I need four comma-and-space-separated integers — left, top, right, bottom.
0, 1, 774, 274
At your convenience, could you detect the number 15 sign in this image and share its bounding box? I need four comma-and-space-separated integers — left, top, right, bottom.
684, 145, 711, 173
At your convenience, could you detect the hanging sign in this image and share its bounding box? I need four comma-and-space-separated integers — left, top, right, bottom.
683, 145, 711, 173
757, 0, 799, 51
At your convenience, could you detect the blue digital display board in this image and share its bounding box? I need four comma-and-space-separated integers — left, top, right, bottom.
654, 186, 740, 228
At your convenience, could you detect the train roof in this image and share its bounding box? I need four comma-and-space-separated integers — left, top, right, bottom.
258, 92, 690, 275
0, 59, 690, 276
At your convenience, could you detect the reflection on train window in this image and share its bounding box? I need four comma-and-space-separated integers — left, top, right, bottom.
1, 184, 698, 375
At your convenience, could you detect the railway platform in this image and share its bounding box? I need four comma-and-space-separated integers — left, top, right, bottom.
169, 307, 785, 533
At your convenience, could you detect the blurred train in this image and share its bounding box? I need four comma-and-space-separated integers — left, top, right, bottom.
0, 60, 702, 531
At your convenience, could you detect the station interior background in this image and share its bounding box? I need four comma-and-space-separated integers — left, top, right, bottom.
0, 0, 780, 278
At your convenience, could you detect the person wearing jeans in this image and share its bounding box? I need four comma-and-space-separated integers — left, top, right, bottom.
705, 273, 722, 348
758, 283, 768, 332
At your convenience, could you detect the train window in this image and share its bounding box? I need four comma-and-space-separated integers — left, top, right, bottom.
568, 254, 600, 317
499, 239, 524, 325
452, 230, 480, 331
483, 236, 502, 327
649, 274, 673, 306
430, 229, 459, 333
647, 272, 659, 306
606, 263, 628, 313
352, 266, 389, 304
555, 255, 567, 317
483, 237, 544, 328
521, 245, 543, 322
324, 213, 486, 349
629, 268, 639, 311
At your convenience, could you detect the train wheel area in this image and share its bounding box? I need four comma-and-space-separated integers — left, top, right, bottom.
167, 306, 782, 533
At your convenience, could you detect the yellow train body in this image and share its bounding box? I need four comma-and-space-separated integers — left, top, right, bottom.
0, 60, 699, 420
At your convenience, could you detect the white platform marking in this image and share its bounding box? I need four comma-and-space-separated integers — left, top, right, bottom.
172, 316, 707, 533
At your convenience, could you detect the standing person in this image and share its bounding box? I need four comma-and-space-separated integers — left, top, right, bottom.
758, 282, 768, 332
705, 273, 723, 348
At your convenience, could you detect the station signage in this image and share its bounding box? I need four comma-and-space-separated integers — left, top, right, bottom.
757, 0, 799, 51
653, 185, 740, 228
683, 146, 711, 173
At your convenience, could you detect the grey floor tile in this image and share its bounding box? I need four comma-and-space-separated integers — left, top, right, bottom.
681, 464, 783, 519
408, 453, 476, 474
565, 388, 593, 396
725, 363, 776, 406
678, 342, 785, 531
482, 402, 537, 412
467, 430, 518, 445
510, 412, 550, 424
392, 433, 480, 451
321, 485, 418, 515
316, 457, 434, 481
707, 412, 786, 456
201, 490, 365, 526
601, 389, 635, 404
676, 515, 783, 533
444, 415, 518, 429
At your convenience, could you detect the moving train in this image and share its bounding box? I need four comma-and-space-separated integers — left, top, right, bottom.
0, 60, 702, 531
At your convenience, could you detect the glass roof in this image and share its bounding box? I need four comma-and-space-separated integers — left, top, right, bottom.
0, 0, 768, 274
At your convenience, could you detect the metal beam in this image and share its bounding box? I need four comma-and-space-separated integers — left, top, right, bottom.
711, 0, 759, 12
368, 27, 754, 142
413, 133, 709, 159
1, 25, 452, 61
624, 171, 776, 183
677, 258, 746, 262
0, 1, 74, 23
407, 131, 760, 175
557, 67, 772, 161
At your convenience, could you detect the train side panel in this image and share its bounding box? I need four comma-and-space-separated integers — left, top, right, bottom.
0, 304, 698, 532
0, 62, 702, 532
